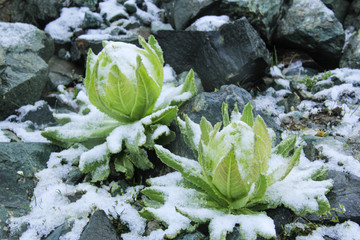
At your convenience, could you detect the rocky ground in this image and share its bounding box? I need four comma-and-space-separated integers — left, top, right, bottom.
1, 0, 360, 239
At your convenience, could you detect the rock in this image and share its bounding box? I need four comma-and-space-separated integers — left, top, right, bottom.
124, 0, 137, 14
156, 17, 271, 92
160, 0, 219, 30
0, 22, 54, 120
340, 30, 360, 69
45, 224, 72, 240
321, 0, 350, 23
0, 0, 66, 29
311, 79, 335, 94
186, 15, 230, 31
174, 231, 207, 240
73, 0, 98, 11
47, 55, 83, 90
220, 0, 286, 43
0, 142, 60, 240
151, 21, 174, 34
344, 0, 360, 30
16, 100, 56, 126
79, 210, 119, 240
82, 11, 103, 29
276, 0, 345, 69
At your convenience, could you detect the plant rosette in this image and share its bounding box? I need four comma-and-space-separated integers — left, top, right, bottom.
42, 35, 197, 182
139, 103, 333, 240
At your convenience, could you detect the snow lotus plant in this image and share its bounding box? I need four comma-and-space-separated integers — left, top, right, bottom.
42, 35, 196, 181
139, 103, 333, 240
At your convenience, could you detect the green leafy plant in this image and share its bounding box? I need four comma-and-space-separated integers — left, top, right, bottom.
42, 35, 197, 181
301, 71, 335, 91
140, 102, 333, 240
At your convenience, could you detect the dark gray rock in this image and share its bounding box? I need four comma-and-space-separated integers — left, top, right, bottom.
161, 0, 218, 30
321, 0, 350, 23
0, 0, 67, 29
17, 101, 56, 126
311, 79, 335, 94
156, 17, 271, 92
73, 0, 98, 11
344, 0, 360, 30
175, 230, 207, 240
0, 142, 60, 240
124, 1, 137, 14
83, 11, 103, 29
220, 0, 286, 43
340, 31, 360, 69
276, 0, 345, 69
45, 224, 72, 240
0, 22, 54, 120
79, 210, 119, 240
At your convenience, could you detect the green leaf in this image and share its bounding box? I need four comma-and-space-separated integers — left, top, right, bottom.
253, 116, 271, 175
145, 124, 175, 149
200, 116, 213, 145
212, 146, 248, 201
240, 102, 253, 127
139, 35, 164, 66
181, 69, 197, 96
247, 174, 267, 207
131, 56, 161, 120
274, 136, 297, 158
154, 145, 229, 206
222, 102, 230, 127
142, 187, 166, 204
128, 148, 154, 171
177, 115, 201, 158
144, 106, 178, 126
114, 153, 135, 179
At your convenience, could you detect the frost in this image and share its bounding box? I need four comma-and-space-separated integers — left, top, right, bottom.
9, 146, 145, 240
45, 7, 89, 42
187, 15, 230, 31
296, 221, 360, 240
99, 0, 129, 22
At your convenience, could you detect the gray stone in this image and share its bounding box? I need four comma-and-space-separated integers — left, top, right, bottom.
174, 231, 207, 240
0, 142, 60, 240
311, 79, 335, 94
156, 17, 271, 92
340, 31, 360, 69
220, 0, 286, 43
276, 0, 345, 68
344, 0, 360, 30
83, 11, 103, 29
161, 0, 218, 30
73, 0, 98, 11
151, 21, 174, 34
17, 101, 56, 126
1, 0, 66, 29
45, 224, 72, 240
124, 1, 137, 14
79, 210, 119, 240
321, 0, 350, 23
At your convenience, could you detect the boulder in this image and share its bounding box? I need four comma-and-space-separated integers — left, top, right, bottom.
321, 0, 350, 23
79, 210, 119, 240
344, 0, 360, 30
0, 22, 54, 120
0, 0, 67, 29
0, 142, 60, 240
156, 17, 271, 92
220, 0, 286, 43
160, 0, 219, 30
276, 0, 345, 69
340, 30, 360, 69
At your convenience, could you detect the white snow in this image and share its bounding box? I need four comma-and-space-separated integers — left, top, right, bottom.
187, 15, 230, 31
45, 7, 89, 42
99, 0, 129, 22
296, 221, 360, 240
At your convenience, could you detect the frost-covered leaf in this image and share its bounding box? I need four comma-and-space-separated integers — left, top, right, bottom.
240, 102, 253, 127
42, 106, 120, 148
177, 115, 201, 157
221, 102, 230, 127
262, 165, 333, 216
141, 172, 276, 240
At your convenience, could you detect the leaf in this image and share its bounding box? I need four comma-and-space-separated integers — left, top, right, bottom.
145, 124, 175, 149
78, 142, 110, 182
131, 56, 161, 120
200, 116, 213, 145
128, 148, 153, 171
274, 136, 297, 158
240, 102, 253, 127
253, 116, 271, 175
212, 146, 248, 201
181, 69, 197, 96
144, 106, 178, 126
141, 187, 166, 204
114, 153, 135, 179
177, 115, 201, 158
263, 165, 333, 216
222, 102, 230, 127
154, 145, 229, 206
